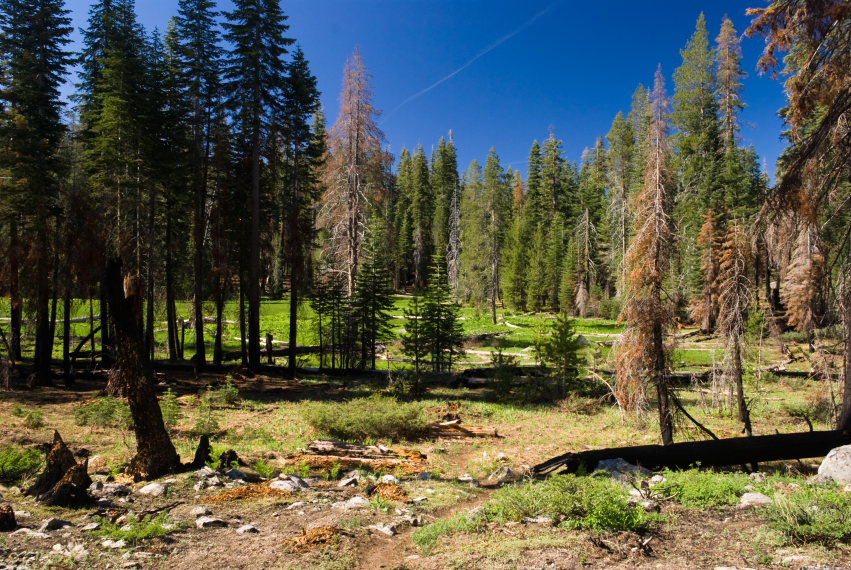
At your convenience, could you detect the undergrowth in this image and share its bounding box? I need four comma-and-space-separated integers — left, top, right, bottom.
0, 446, 43, 485
74, 397, 132, 430
765, 485, 851, 545
93, 513, 182, 545
301, 394, 429, 441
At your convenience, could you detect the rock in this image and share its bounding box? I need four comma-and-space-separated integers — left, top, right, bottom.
11, 528, 50, 539
368, 522, 398, 536
101, 538, 127, 548
748, 472, 767, 483
137, 483, 167, 497
457, 474, 478, 485
87, 456, 109, 475
522, 516, 553, 525
236, 524, 259, 534
39, 518, 73, 532
739, 492, 773, 507
486, 466, 519, 483
0, 504, 16, 532
594, 458, 651, 482
648, 474, 666, 485
100, 484, 132, 496
286, 501, 308, 510
496, 452, 508, 462
416, 472, 435, 481
195, 516, 228, 529
281, 474, 310, 489
379, 474, 398, 484
336, 496, 370, 510
412, 496, 428, 503
81, 523, 101, 531
781, 555, 814, 566
195, 466, 215, 479
224, 468, 246, 480
269, 479, 300, 492
817, 444, 851, 483
338, 477, 358, 487
95, 498, 114, 508
190, 506, 212, 517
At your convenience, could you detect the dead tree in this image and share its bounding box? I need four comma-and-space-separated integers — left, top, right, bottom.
615, 67, 676, 444
105, 258, 181, 480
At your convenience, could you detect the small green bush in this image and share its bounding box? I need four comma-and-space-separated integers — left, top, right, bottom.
191, 394, 220, 436
75, 397, 133, 429
253, 460, 276, 479
653, 469, 749, 508
301, 394, 429, 441
205, 378, 241, 407
93, 513, 181, 545
412, 512, 484, 555
483, 474, 657, 532
0, 446, 43, 485
12, 405, 45, 429
159, 388, 182, 430
766, 486, 851, 545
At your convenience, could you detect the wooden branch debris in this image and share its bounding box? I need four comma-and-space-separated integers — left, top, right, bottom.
428, 419, 500, 438
533, 430, 851, 475
284, 440, 428, 475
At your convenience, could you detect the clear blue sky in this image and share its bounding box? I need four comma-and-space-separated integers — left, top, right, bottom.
63, 0, 788, 180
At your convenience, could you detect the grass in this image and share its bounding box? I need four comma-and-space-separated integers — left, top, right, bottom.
300, 394, 430, 442
92, 513, 183, 545
412, 512, 485, 555
74, 396, 133, 430
766, 485, 851, 545
0, 445, 43, 485
653, 469, 751, 508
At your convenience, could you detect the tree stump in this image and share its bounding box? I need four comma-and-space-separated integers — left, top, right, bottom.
0, 504, 16, 531
25, 431, 76, 498
191, 434, 212, 469
38, 461, 92, 508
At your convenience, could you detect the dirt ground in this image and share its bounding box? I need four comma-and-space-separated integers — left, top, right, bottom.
2, 368, 851, 570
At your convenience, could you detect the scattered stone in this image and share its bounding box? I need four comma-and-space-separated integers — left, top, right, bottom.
457, 474, 478, 485
137, 483, 167, 497
236, 524, 259, 534
523, 516, 553, 525
412, 496, 428, 503
39, 518, 73, 532
190, 506, 212, 517
739, 492, 773, 507
594, 458, 651, 482
101, 538, 127, 549
281, 475, 310, 489
224, 468, 246, 481
338, 476, 358, 487
496, 452, 508, 461
648, 474, 666, 485
379, 474, 398, 484
0, 504, 16, 532
286, 501, 308, 510
368, 522, 398, 536
748, 472, 767, 483
81, 522, 101, 531
11, 528, 50, 539
100, 484, 132, 497
195, 516, 228, 529
486, 466, 519, 484
51, 542, 88, 560
416, 472, 435, 481
781, 555, 814, 566
270, 479, 301, 492
335, 496, 370, 510
398, 514, 425, 527
195, 466, 215, 479
817, 444, 851, 483
95, 498, 114, 508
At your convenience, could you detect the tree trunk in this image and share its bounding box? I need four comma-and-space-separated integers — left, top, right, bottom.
9, 219, 22, 362
100, 282, 112, 367
838, 281, 851, 432
214, 286, 224, 367
654, 319, 674, 446
247, 92, 262, 369
533, 430, 851, 475
733, 333, 752, 436
288, 283, 298, 378
105, 258, 180, 480
62, 278, 72, 386
34, 224, 52, 386
193, 182, 207, 366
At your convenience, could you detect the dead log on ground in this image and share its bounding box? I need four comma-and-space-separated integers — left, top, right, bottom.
533, 430, 851, 475
285, 440, 428, 475
428, 419, 500, 438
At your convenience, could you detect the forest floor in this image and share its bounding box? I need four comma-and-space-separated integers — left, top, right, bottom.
1, 322, 850, 569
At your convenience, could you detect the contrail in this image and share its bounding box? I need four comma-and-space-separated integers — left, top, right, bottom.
384, 1, 562, 120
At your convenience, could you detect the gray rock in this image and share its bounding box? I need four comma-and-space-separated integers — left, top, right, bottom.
195, 516, 228, 529
236, 524, 259, 534
487, 466, 519, 483
336, 496, 370, 510
269, 479, 300, 492
101, 538, 127, 549
748, 472, 767, 483
648, 474, 666, 485
368, 522, 398, 536
338, 476, 358, 487
286, 501, 308, 510
189, 506, 212, 517
817, 444, 851, 483
416, 472, 435, 481
379, 474, 398, 484
95, 498, 114, 508
739, 492, 773, 507
195, 466, 215, 479
137, 483, 167, 497
594, 458, 651, 482
38, 518, 73, 532
11, 528, 50, 539
457, 474, 478, 485
781, 555, 814, 566
100, 484, 132, 496
281, 474, 310, 489
522, 516, 553, 525
224, 468, 246, 480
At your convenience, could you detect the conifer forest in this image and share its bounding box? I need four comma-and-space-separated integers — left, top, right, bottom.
1, 1, 851, 569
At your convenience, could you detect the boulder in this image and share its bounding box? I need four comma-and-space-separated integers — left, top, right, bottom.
137, 483, 167, 497
739, 492, 773, 507
594, 458, 651, 482
817, 444, 851, 483
236, 524, 259, 534
195, 516, 228, 529
38, 518, 73, 532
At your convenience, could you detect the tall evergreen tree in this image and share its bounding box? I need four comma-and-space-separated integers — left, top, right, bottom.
421, 253, 464, 373
353, 222, 395, 370
410, 145, 433, 289
0, 0, 73, 383
222, 0, 293, 368
606, 111, 637, 297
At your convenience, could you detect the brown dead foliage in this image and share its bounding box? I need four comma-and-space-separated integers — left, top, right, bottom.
206, 483, 292, 503
285, 446, 427, 477
372, 483, 408, 501
284, 526, 339, 552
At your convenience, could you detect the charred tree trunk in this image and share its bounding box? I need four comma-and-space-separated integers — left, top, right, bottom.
62, 278, 72, 386
105, 258, 180, 480
838, 282, 851, 432
100, 282, 112, 367
192, 185, 207, 366
654, 318, 674, 445
733, 334, 752, 436
9, 219, 22, 362
534, 430, 851, 475
34, 224, 52, 386
214, 283, 224, 367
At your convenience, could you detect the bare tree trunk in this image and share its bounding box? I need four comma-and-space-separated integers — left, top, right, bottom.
654, 319, 674, 445
165, 223, 179, 360
62, 276, 72, 387
733, 333, 752, 435
34, 224, 52, 386
838, 280, 851, 432
9, 219, 22, 361
105, 258, 180, 480
214, 285, 224, 366
192, 182, 207, 366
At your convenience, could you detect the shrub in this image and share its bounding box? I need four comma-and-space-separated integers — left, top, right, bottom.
191, 393, 220, 436
653, 469, 749, 508
253, 460, 276, 479
483, 474, 657, 532
159, 388, 182, 430
766, 485, 851, 545
93, 513, 181, 545
75, 397, 133, 429
0, 446, 43, 485
205, 378, 240, 407
301, 394, 429, 441
12, 405, 45, 429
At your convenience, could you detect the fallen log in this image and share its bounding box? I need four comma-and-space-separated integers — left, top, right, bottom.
428, 419, 499, 438
532, 430, 851, 475
285, 440, 428, 475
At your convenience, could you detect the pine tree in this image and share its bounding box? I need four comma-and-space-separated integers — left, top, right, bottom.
222, 0, 293, 368
0, 0, 73, 383
616, 66, 676, 444
353, 222, 395, 370
410, 146, 433, 289
174, 0, 223, 366
281, 45, 323, 377
421, 253, 464, 373
606, 111, 636, 297
716, 16, 746, 147
430, 134, 459, 260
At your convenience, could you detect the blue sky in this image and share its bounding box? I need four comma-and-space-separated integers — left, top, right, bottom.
62, 0, 787, 179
